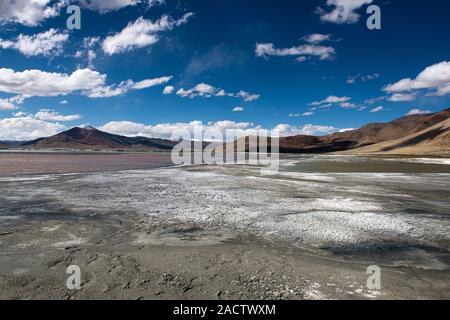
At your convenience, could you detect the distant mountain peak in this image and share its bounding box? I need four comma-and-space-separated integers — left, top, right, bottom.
20, 125, 177, 151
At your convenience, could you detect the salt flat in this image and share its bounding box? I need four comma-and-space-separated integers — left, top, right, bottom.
0, 156, 449, 299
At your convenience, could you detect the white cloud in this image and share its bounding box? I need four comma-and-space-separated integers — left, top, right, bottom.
303, 112, 314, 116
340, 102, 357, 109
99, 120, 341, 141
364, 96, 386, 105
256, 42, 335, 61
302, 33, 332, 44
406, 109, 432, 116
347, 73, 379, 84
0, 67, 172, 99
273, 124, 338, 136
75, 37, 101, 68
370, 106, 384, 113
163, 85, 175, 94
100, 120, 259, 141
317, 0, 373, 24
309, 95, 351, 106
78, 0, 165, 12
176, 83, 260, 102
0, 29, 69, 57
0, 108, 82, 139
60, 100, 68, 104
235, 90, 260, 102
0, 115, 67, 140
0, 98, 17, 110
233, 106, 244, 112
102, 13, 193, 55
383, 61, 450, 96
388, 93, 416, 102
0, 68, 105, 97
131, 76, 173, 90
339, 128, 356, 133
0, 0, 65, 26
35, 109, 81, 121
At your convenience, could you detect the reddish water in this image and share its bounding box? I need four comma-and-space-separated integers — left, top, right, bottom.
0, 152, 174, 175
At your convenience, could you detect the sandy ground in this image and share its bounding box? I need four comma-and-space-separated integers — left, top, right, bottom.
0, 157, 449, 300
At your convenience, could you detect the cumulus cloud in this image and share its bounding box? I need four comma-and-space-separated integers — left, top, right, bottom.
383, 61, 450, 97
0, 94, 25, 110
0, 108, 82, 139
100, 120, 258, 141
0, 0, 167, 26
0, 29, 69, 57
175, 83, 260, 102
317, 0, 373, 24
77, 0, 165, 12
272, 124, 338, 136
0, 67, 172, 99
309, 95, 351, 106
388, 93, 416, 102
302, 33, 332, 44
341, 102, 359, 109
256, 43, 335, 61
0, 115, 67, 140
0, 98, 17, 111
35, 109, 81, 121
102, 13, 194, 55
100, 120, 340, 141
163, 85, 175, 94
233, 106, 244, 112
0, 0, 65, 26
406, 109, 432, 116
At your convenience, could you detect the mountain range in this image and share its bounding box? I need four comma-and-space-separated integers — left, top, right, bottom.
19, 126, 178, 151
217, 108, 450, 155
1, 108, 450, 155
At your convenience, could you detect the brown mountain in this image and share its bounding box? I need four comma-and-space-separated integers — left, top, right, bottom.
218, 108, 450, 154
21, 126, 177, 151
0, 142, 8, 149
321, 108, 450, 148
342, 118, 450, 156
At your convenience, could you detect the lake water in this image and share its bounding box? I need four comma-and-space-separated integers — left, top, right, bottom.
0, 152, 174, 175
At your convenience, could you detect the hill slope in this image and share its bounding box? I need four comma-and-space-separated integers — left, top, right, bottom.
322, 108, 450, 148
21, 126, 177, 151
341, 118, 450, 156
217, 108, 450, 154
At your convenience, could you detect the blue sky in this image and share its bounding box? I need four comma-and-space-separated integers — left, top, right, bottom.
0, 0, 449, 140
